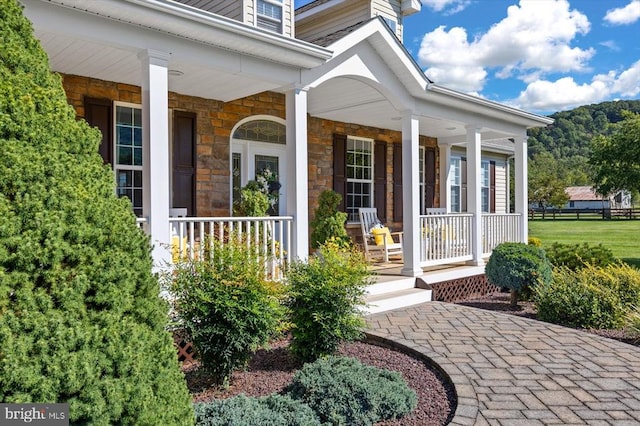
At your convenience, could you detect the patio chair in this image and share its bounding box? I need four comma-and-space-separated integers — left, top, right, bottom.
358, 208, 403, 263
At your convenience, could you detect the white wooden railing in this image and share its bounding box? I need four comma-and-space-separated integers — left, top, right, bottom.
169, 216, 292, 281
419, 213, 473, 266
482, 213, 521, 256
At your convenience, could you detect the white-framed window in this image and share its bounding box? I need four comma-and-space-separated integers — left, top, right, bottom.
449, 157, 461, 213
481, 160, 490, 213
114, 102, 143, 217
256, 0, 283, 33
346, 136, 373, 222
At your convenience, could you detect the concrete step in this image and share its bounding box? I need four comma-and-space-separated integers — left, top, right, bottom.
364, 287, 432, 315
366, 276, 416, 295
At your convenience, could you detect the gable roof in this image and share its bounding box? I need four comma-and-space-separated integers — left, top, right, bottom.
565, 186, 604, 202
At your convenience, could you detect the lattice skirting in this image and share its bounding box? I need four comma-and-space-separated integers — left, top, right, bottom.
427, 274, 499, 303
173, 331, 196, 365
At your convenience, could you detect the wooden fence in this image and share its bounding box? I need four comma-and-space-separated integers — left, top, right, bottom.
529, 208, 640, 220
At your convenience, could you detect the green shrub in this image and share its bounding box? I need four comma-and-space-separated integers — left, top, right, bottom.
545, 242, 616, 270
233, 181, 270, 217
310, 190, 351, 249
194, 394, 321, 426
485, 242, 552, 307
535, 266, 624, 329
170, 239, 284, 385
0, 1, 193, 423
604, 262, 640, 310
286, 242, 371, 362
528, 236, 542, 247
286, 356, 417, 426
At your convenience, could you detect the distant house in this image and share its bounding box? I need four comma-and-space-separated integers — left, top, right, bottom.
564, 186, 631, 210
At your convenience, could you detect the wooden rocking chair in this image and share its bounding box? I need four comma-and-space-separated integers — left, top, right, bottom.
358, 208, 403, 263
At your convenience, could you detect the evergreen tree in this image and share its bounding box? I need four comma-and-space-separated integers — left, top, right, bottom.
0, 1, 193, 423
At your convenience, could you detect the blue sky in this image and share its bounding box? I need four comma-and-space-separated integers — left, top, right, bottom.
295, 0, 640, 115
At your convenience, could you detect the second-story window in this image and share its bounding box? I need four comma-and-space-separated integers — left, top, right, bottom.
257, 0, 283, 33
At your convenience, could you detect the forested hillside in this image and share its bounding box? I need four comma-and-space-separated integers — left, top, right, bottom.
527, 100, 640, 185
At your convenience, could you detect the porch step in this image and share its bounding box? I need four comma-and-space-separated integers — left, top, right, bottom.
365, 287, 432, 314
364, 279, 432, 315
366, 276, 416, 295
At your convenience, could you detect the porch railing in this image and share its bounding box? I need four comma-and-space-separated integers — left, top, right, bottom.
419, 213, 473, 267
481, 213, 521, 256
169, 216, 293, 281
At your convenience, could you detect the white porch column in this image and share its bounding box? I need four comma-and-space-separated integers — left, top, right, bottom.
465, 125, 483, 266
514, 131, 528, 243
285, 87, 309, 261
139, 49, 171, 270
438, 143, 451, 211
401, 113, 422, 277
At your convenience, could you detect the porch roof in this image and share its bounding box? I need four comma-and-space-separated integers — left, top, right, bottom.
22, 0, 332, 102
303, 17, 553, 140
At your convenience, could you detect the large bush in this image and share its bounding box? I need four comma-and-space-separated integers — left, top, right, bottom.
545, 242, 616, 270
485, 242, 552, 307
170, 239, 284, 385
0, 1, 193, 423
536, 262, 640, 329
286, 356, 417, 426
535, 266, 624, 329
286, 242, 371, 362
194, 394, 321, 426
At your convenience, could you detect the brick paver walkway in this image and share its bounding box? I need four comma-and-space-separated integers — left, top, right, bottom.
366, 302, 640, 425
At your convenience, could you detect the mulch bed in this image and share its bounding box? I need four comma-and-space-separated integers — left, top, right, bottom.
184, 337, 455, 426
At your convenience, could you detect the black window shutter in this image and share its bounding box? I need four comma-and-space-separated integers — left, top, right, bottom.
374, 141, 387, 223
425, 147, 436, 209
333, 134, 347, 212
461, 157, 467, 212
393, 143, 402, 222
490, 160, 496, 213
84, 97, 113, 165
173, 111, 197, 216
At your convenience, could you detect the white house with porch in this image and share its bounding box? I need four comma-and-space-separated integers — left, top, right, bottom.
22, 0, 552, 305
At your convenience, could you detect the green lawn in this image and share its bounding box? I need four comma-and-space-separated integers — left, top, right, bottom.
529, 219, 640, 268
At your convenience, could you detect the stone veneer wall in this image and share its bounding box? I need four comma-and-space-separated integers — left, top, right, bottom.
61, 74, 440, 235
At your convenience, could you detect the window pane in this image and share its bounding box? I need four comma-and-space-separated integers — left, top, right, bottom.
118, 146, 132, 165
118, 127, 132, 146
116, 107, 131, 125
134, 128, 142, 146
133, 108, 142, 127
133, 170, 143, 187
133, 147, 142, 166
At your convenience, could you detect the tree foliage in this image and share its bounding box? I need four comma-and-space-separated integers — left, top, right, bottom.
528, 152, 569, 209
589, 111, 640, 196
527, 100, 640, 187
0, 1, 193, 423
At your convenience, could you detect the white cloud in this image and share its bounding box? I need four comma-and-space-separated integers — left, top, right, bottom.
418, 0, 594, 93
510, 60, 640, 112
600, 40, 621, 51
604, 0, 640, 25
421, 0, 471, 14
612, 59, 640, 96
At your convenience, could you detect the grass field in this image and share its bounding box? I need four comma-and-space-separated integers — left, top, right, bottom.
528, 219, 640, 268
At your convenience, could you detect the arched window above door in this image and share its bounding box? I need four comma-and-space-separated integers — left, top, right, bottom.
232, 119, 286, 144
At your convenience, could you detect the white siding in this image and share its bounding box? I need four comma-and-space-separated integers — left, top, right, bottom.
296, 0, 370, 43
371, 0, 403, 41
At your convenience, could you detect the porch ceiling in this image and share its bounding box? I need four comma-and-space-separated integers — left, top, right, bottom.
23, 0, 331, 102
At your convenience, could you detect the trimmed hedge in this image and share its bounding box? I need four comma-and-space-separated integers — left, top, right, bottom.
485, 242, 552, 305
0, 1, 193, 423
286, 356, 417, 425
545, 242, 616, 270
